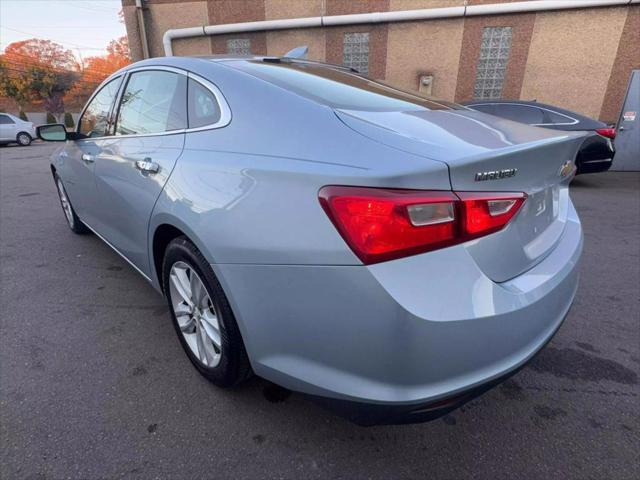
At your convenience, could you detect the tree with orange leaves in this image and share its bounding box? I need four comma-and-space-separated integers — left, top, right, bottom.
66, 36, 131, 108
0, 39, 79, 119
81, 36, 131, 83
2, 38, 78, 71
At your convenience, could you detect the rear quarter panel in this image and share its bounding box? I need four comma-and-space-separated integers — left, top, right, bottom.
149, 60, 451, 271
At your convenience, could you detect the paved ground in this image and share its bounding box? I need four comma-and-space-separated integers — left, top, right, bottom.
1, 142, 639, 480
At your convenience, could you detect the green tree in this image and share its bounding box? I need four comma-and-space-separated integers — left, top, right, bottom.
19, 110, 28, 121
46, 112, 56, 124
0, 60, 35, 112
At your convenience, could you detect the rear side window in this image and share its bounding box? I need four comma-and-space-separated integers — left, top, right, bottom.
79, 76, 122, 137
492, 104, 545, 124
115, 70, 187, 136
188, 79, 221, 128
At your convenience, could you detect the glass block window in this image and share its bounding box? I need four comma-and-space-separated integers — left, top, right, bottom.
343, 32, 369, 75
474, 27, 512, 100
227, 38, 251, 56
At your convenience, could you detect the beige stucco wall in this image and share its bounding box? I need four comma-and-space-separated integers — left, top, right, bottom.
146, 1, 212, 57
266, 28, 326, 61
264, 0, 323, 19
384, 18, 464, 99
521, 7, 628, 118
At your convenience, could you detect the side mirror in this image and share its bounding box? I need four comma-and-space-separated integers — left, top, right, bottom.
37, 124, 68, 142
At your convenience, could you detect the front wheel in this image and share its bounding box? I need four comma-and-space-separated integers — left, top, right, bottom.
55, 175, 89, 234
163, 237, 252, 387
16, 132, 32, 146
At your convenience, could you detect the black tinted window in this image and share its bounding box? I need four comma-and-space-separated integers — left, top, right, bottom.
116, 71, 187, 136
232, 60, 462, 112
188, 79, 221, 128
467, 104, 495, 115
79, 76, 122, 137
545, 109, 576, 124
492, 104, 545, 124
0, 115, 15, 124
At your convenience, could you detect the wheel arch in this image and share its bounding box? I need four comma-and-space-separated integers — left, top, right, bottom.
152, 223, 186, 292
149, 219, 253, 360
150, 217, 218, 292
16, 131, 32, 143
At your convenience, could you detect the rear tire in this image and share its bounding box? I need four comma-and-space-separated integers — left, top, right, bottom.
54, 175, 89, 234
16, 132, 32, 146
163, 237, 252, 387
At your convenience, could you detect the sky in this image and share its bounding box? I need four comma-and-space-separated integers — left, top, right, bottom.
0, 0, 126, 59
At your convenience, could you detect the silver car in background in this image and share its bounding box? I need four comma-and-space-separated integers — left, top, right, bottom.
0, 112, 36, 146
39, 56, 583, 425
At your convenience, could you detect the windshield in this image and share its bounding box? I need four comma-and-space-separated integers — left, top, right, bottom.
227, 60, 464, 112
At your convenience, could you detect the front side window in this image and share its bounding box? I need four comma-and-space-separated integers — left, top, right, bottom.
188, 79, 221, 128
343, 32, 369, 75
115, 70, 187, 136
79, 76, 122, 137
0, 115, 16, 124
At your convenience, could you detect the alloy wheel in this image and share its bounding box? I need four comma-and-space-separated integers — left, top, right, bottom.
169, 261, 222, 367
17, 133, 30, 146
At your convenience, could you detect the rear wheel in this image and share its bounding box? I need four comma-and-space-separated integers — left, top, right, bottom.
55, 175, 89, 234
163, 237, 252, 387
16, 132, 32, 146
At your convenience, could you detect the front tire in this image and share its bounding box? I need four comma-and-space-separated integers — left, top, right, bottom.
163, 237, 252, 387
16, 132, 32, 146
54, 175, 89, 234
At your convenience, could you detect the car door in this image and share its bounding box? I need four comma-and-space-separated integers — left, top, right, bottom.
62, 75, 123, 226
92, 68, 187, 277
0, 114, 17, 141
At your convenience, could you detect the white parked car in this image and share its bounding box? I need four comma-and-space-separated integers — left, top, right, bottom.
0, 112, 36, 146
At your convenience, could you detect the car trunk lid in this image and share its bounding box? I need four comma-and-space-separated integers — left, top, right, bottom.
335, 108, 586, 281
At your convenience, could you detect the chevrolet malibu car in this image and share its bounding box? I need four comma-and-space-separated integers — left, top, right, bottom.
463, 100, 616, 174
0, 112, 36, 146
38, 56, 583, 425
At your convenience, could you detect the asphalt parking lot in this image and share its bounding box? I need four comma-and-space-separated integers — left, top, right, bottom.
1, 142, 639, 479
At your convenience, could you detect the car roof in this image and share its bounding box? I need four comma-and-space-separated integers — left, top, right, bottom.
121, 54, 358, 74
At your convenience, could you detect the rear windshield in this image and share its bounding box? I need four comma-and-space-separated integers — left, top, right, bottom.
228, 60, 463, 112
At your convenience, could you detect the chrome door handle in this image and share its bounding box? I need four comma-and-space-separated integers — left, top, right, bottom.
135, 159, 160, 174
81, 153, 94, 163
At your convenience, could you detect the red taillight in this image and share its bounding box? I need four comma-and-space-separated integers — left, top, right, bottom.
319, 186, 526, 264
456, 191, 526, 237
596, 127, 616, 139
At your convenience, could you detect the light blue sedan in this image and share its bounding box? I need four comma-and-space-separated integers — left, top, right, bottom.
38, 55, 583, 424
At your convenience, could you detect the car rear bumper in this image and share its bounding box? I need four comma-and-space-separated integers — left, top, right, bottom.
577, 157, 613, 174
214, 198, 583, 420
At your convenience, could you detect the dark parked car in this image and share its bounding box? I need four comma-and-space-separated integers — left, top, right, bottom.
463, 100, 616, 174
